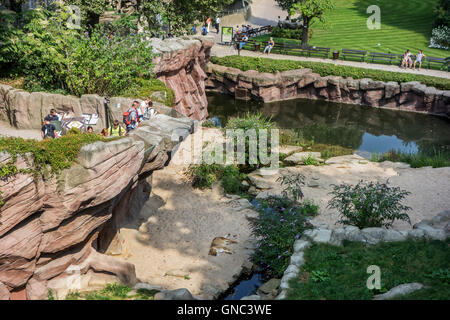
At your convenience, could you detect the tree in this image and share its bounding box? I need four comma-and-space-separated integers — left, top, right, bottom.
275, 0, 297, 13
64, 0, 109, 27
290, 0, 334, 47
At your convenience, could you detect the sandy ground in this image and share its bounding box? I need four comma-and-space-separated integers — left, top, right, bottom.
113, 129, 256, 299
111, 127, 449, 299
252, 154, 450, 230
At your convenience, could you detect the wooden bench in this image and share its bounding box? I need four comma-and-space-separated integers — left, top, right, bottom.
308, 46, 330, 59
425, 56, 447, 70
368, 52, 397, 64
342, 49, 367, 62
397, 54, 416, 66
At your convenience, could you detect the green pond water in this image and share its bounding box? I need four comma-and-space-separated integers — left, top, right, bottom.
207, 93, 450, 157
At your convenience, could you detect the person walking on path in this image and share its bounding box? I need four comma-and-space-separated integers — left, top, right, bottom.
215, 17, 220, 33
414, 50, 426, 70
263, 37, 275, 55
206, 17, 211, 32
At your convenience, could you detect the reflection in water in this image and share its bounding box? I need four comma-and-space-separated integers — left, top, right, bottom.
207, 93, 450, 155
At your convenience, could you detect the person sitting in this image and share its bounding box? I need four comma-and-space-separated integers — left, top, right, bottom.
124, 101, 139, 133
86, 126, 94, 133
141, 98, 157, 120
263, 37, 275, 55
401, 50, 412, 69
41, 119, 56, 139
201, 25, 208, 35
44, 109, 59, 121
239, 34, 248, 50
100, 128, 109, 137
414, 50, 426, 70
108, 120, 125, 137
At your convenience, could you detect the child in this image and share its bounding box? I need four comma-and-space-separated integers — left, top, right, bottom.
414, 50, 426, 70
401, 50, 412, 69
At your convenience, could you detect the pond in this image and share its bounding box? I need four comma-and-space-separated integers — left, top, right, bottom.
207, 93, 450, 157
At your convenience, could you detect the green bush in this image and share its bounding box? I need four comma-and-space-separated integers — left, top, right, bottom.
0, 7, 159, 98
210, 56, 450, 90
252, 195, 318, 277
328, 181, 412, 229
0, 134, 112, 179
225, 112, 276, 171
186, 163, 246, 194
221, 165, 246, 194
271, 27, 304, 40
123, 78, 175, 107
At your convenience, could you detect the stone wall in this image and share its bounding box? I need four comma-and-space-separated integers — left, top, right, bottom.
0, 112, 197, 300
152, 36, 214, 121
205, 63, 450, 118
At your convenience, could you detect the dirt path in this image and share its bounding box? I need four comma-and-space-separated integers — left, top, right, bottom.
0, 121, 41, 140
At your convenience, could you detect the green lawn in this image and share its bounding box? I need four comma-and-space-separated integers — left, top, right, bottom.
254, 0, 449, 59
286, 239, 450, 300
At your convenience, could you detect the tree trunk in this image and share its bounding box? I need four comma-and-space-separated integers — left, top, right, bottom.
301, 17, 309, 48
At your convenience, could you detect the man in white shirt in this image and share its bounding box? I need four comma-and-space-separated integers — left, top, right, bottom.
216, 17, 220, 33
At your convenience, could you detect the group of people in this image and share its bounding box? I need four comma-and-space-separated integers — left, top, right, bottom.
199, 17, 221, 35
40, 98, 157, 140
401, 49, 426, 70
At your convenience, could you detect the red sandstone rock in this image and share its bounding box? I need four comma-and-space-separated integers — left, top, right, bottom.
0, 282, 10, 300
26, 277, 47, 300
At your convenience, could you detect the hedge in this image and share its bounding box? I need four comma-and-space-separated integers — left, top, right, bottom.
210, 56, 450, 90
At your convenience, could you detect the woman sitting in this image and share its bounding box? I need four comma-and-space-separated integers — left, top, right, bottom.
263, 37, 275, 55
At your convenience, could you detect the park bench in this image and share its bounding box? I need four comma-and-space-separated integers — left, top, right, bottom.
308, 46, 330, 59
280, 43, 330, 58
397, 53, 416, 67
342, 49, 367, 62
368, 52, 397, 64
425, 56, 448, 70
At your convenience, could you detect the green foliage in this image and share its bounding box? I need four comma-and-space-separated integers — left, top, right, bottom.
271, 27, 304, 40
65, 282, 157, 300
302, 155, 320, 166
328, 181, 412, 229
123, 78, 175, 107
277, 173, 305, 202
251, 195, 318, 277
186, 163, 246, 194
431, 25, 450, 48
373, 149, 450, 168
310, 269, 330, 283
47, 289, 55, 300
1, 7, 157, 98
434, 0, 450, 28
287, 239, 450, 300
0, 134, 112, 179
225, 112, 275, 171
210, 56, 450, 90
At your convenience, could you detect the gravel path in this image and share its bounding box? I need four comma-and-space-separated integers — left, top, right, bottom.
0, 121, 41, 140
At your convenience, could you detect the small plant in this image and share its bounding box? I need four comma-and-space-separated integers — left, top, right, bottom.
277, 173, 305, 202
302, 155, 319, 166
328, 180, 411, 229
184, 275, 191, 280
310, 270, 330, 283
47, 289, 55, 300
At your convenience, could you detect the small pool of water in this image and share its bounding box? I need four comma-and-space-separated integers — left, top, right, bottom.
207, 93, 450, 157
220, 272, 269, 300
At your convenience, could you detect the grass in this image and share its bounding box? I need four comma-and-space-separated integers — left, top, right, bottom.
210, 56, 450, 90
64, 283, 158, 300
371, 149, 450, 168
287, 239, 450, 300
253, 0, 449, 59
0, 133, 116, 178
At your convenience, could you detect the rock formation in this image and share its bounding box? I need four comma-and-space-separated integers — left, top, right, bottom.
0, 112, 197, 299
151, 36, 214, 121
206, 63, 450, 118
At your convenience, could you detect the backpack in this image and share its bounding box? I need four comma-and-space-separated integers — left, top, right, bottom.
123, 108, 135, 126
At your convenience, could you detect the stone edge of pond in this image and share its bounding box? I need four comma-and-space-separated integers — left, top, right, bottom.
269, 211, 449, 300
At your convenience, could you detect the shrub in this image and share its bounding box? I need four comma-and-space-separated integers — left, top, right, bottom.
221, 165, 246, 194
186, 162, 223, 189
225, 112, 276, 171
210, 56, 450, 90
0, 134, 112, 179
277, 173, 304, 202
251, 196, 318, 277
327, 181, 412, 229
430, 25, 450, 49
271, 27, 303, 40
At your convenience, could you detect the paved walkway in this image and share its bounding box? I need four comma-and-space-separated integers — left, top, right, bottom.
210, 0, 450, 80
